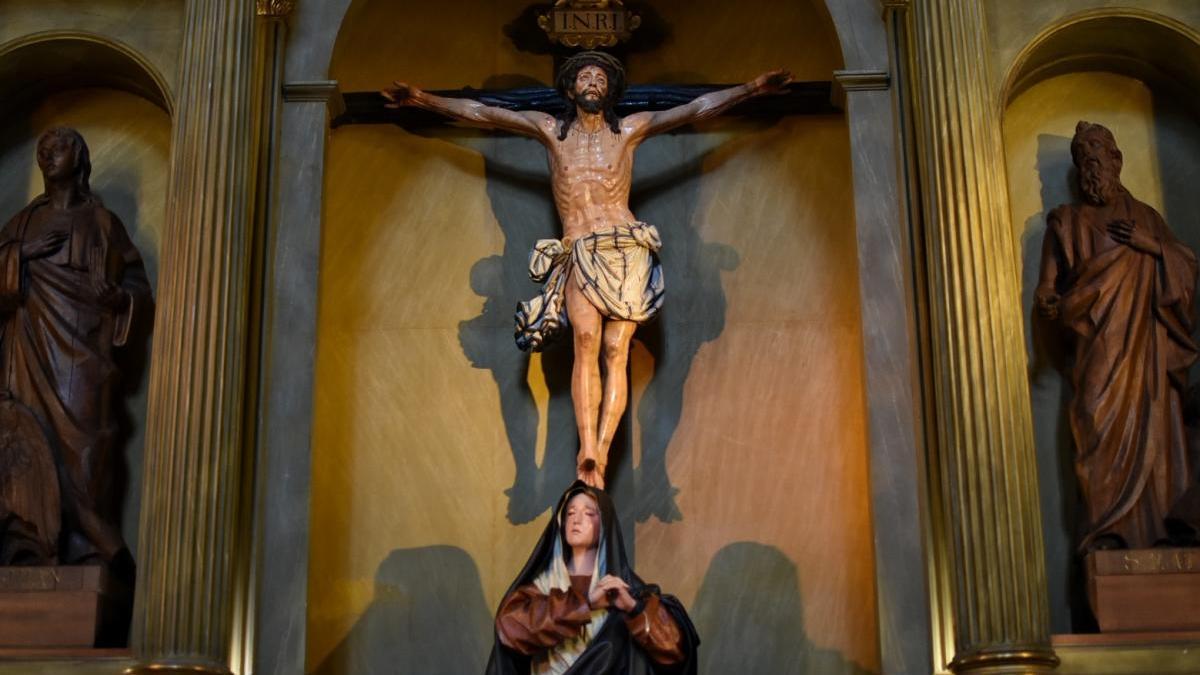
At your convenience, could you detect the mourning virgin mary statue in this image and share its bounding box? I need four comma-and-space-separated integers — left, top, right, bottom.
487, 482, 699, 674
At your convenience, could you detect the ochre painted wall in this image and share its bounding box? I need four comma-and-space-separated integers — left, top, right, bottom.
1006, 71, 1200, 633
308, 2, 878, 673
0, 88, 169, 557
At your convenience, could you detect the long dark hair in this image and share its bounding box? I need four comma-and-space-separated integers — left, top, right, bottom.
554, 51, 627, 141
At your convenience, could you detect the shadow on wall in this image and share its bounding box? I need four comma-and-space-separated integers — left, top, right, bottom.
454, 79, 740, 528
311, 545, 494, 675
1021, 133, 1091, 633
692, 541, 873, 675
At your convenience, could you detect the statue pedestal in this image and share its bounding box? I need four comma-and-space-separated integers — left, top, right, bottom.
0, 566, 113, 648
1087, 548, 1200, 632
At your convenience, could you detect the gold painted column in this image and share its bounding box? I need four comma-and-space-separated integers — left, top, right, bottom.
129, 0, 268, 672
902, 0, 1057, 672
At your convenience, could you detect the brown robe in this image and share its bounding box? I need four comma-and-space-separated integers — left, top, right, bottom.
496, 574, 684, 665
0, 195, 150, 562
1046, 189, 1198, 551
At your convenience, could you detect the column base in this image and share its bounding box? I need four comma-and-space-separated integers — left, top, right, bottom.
124, 662, 233, 675
949, 647, 1060, 674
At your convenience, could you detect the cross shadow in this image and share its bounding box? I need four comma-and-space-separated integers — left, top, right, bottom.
311, 545, 494, 675
692, 542, 874, 675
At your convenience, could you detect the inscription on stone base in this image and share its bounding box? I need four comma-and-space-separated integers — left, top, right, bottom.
1087, 549, 1200, 633
0, 566, 111, 648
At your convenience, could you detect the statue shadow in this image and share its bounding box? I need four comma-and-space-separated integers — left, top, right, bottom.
311, 545, 494, 675
98, 178, 156, 558
1020, 133, 1093, 633
449, 75, 739, 526
692, 542, 873, 675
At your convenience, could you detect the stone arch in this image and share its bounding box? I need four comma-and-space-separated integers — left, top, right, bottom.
0, 30, 173, 115
1002, 8, 1200, 113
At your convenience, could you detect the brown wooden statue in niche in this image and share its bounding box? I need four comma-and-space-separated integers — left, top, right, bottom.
0, 128, 150, 567
1035, 121, 1199, 552
384, 52, 790, 488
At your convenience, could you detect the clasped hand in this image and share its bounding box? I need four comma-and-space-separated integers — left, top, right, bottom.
587, 574, 637, 613
1107, 218, 1160, 256
20, 230, 67, 260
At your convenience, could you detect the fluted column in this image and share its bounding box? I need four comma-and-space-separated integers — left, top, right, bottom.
129, 1, 266, 672
903, 1, 1057, 672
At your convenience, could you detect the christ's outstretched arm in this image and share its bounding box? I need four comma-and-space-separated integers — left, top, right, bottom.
626, 69, 792, 139
382, 82, 554, 140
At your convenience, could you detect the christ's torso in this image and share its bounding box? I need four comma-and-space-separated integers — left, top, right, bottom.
545, 122, 639, 240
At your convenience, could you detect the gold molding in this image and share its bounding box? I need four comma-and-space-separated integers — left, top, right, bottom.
256, 0, 295, 18
950, 648, 1060, 673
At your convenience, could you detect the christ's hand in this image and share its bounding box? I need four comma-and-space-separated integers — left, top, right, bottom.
382, 81, 419, 108
751, 69, 793, 95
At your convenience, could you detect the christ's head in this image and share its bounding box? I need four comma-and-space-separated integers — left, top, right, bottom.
1071, 121, 1123, 206
554, 51, 627, 140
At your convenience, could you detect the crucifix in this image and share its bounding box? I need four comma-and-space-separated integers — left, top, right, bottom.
360, 49, 835, 490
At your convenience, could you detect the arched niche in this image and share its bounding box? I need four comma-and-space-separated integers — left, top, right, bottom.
306, 1, 879, 674
0, 31, 172, 562
1002, 8, 1200, 635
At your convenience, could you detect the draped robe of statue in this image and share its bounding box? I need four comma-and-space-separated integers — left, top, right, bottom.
1045, 188, 1198, 551
487, 482, 699, 675
0, 194, 150, 562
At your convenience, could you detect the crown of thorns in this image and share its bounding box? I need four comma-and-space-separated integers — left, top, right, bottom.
555, 51, 627, 102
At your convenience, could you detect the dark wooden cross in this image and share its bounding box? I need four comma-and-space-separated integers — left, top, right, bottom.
332, 81, 840, 129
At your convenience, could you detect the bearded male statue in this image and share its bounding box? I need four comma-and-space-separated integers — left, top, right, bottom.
1035, 121, 1199, 552
384, 52, 790, 488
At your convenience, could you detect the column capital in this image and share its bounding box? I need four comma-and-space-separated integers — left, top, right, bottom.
257, 0, 295, 18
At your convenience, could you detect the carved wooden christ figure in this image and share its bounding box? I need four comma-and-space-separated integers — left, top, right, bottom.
384, 52, 790, 488
0, 128, 151, 565
1035, 121, 1199, 552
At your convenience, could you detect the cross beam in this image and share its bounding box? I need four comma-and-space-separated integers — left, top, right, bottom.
331, 81, 839, 129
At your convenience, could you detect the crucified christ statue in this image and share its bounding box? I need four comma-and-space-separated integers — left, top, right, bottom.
384, 51, 790, 489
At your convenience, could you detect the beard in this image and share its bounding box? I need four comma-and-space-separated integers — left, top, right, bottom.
1079, 159, 1120, 206
575, 92, 607, 115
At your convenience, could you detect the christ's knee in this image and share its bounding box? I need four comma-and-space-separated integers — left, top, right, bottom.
603, 334, 631, 367
574, 326, 601, 357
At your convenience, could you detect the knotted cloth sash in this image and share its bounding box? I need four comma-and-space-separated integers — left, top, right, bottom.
515, 223, 664, 352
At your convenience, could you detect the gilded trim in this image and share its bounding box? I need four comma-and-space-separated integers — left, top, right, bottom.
256, 0, 296, 18
950, 648, 1060, 673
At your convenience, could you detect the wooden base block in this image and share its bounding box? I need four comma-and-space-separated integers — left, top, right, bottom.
0, 566, 111, 648
1087, 548, 1200, 633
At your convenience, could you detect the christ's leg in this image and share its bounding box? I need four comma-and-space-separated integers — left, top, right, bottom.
595, 320, 636, 478
566, 282, 603, 484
